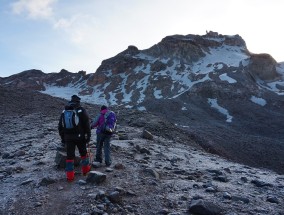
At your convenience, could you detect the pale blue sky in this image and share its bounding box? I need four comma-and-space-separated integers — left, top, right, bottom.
0, 0, 283, 77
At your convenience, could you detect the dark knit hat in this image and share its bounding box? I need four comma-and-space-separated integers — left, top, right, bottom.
71, 95, 81, 103
101, 105, 107, 110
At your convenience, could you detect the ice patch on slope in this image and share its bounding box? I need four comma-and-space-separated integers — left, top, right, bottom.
41, 83, 80, 101
250, 96, 267, 106
153, 87, 163, 99
208, 98, 233, 123
219, 73, 237, 83
192, 45, 248, 74
136, 75, 150, 104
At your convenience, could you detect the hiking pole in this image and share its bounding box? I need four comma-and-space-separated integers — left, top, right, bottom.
87, 140, 92, 164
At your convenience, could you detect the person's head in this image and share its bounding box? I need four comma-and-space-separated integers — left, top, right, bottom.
71, 95, 81, 103
101, 105, 107, 110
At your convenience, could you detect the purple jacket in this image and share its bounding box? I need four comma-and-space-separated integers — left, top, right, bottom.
91, 109, 116, 134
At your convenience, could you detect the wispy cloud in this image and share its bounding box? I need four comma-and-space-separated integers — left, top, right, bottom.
53, 14, 101, 44
11, 0, 57, 20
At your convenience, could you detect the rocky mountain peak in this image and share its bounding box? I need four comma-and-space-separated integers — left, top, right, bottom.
145, 31, 247, 63
247, 53, 279, 81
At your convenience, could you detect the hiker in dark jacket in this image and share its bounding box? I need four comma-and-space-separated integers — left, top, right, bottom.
58, 95, 91, 181
91, 105, 116, 166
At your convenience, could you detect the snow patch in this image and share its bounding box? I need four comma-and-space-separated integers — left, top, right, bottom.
41, 84, 79, 101
153, 88, 163, 99
134, 53, 155, 61
137, 106, 146, 111
208, 98, 233, 123
205, 37, 225, 42
136, 75, 150, 104
108, 92, 118, 105
192, 45, 248, 74
219, 73, 237, 83
119, 73, 133, 103
264, 81, 284, 95
250, 96, 267, 106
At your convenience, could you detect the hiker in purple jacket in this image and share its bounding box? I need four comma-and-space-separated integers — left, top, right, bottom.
91, 105, 116, 166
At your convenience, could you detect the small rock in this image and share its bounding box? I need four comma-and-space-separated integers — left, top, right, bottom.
57, 186, 64, 191
2, 153, 10, 159
223, 168, 231, 174
21, 179, 33, 185
34, 202, 42, 207
126, 190, 136, 196
39, 177, 56, 186
15, 150, 25, 157
207, 169, 223, 176
91, 208, 104, 215
118, 134, 129, 140
231, 195, 250, 204
213, 175, 229, 182
92, 162, 102, 168
105, 168, 113, 172
267, 196, 279, 204
35, 161, 46, 165
188, 199, 223, 215
251, 179, 273, 187
240, 177, 248, 183
142, 129, 154, 140
140, 147, 151, 155
114, 163, 125, 170
144, 168, 160, 179
94, 190, 106, 200
107, 191, 122, 203
205, 187, 216, 193
86, 171, 106, 184
96, 204, 105, 210
77, 180, 87, 185
223, 192, 232, 200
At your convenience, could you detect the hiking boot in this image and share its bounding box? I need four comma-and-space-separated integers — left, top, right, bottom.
66, 171, 74, 182
105, 162, 112, 167
66, 159, 74, 182
82, 165, 91, 176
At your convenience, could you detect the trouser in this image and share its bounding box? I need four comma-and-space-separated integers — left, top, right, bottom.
65, 138, 90, 181
95, 133, 112, 165
66, 139, 87, 160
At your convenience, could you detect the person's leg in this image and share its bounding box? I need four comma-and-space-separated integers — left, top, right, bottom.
103, 135, 112, 166
66, 141, 76, 181
77, 140, 91, 175
95, 133, 103, 163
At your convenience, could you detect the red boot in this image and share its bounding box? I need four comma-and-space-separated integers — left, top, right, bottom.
66, 171, 74, 182
82, 165, 91, 176
66, 159, 74, 182
81, 155, 91, 175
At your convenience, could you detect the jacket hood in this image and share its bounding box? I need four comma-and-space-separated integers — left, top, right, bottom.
100, 109, 108, 114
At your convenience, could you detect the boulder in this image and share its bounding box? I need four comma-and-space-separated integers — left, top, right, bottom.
188, 199, 223, 215
86, 171, 106, 184
54, 151, 81, 168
